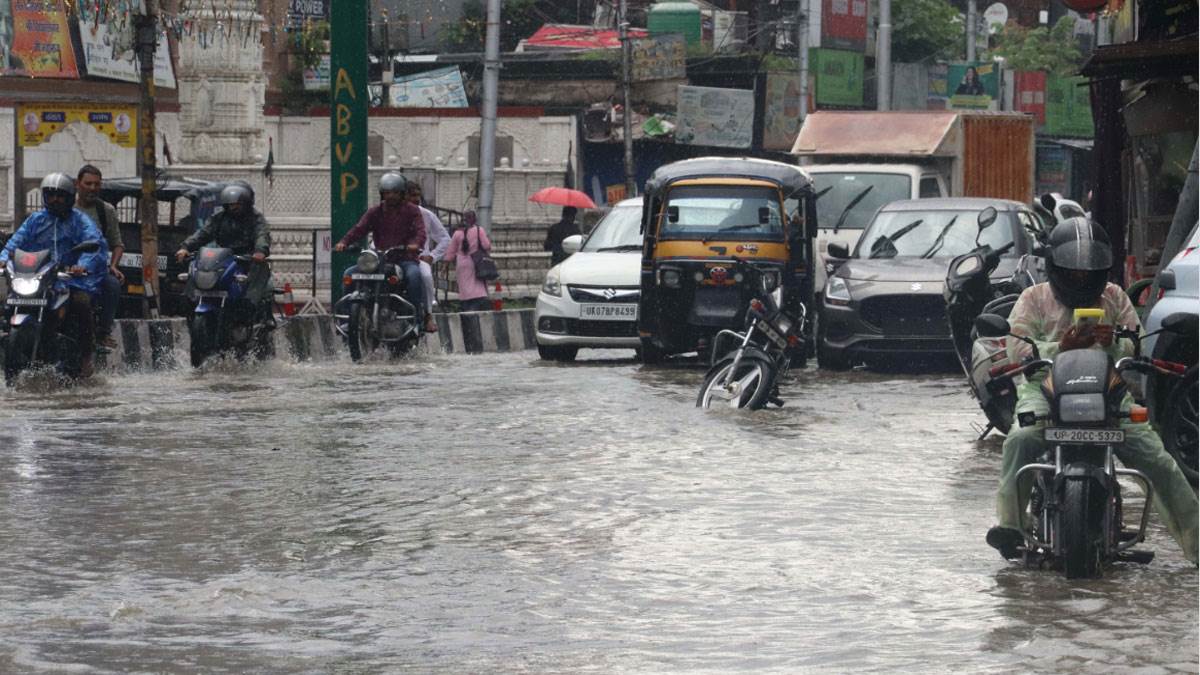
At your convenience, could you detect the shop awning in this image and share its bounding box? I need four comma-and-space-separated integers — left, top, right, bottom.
1080, 37, 1199, 81
520, 24, 649, 51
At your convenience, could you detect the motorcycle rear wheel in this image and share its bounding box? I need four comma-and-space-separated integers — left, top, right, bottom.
4, 323, 39, 384
347, 304, 377, 362
697, 356, 775, 410
1060, 479, 1103, 579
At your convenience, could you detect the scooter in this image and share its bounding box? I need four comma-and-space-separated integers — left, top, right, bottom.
1, 241, 103, 384
179, 247, 276, 368
332, 247, 421, 361
697, 258, 806, 410
975, 312, 1193, 578
944, 207, 1045, 437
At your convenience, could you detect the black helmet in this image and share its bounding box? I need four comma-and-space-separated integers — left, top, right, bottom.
220, 184, 254, 209
1045, 217, 1112, 308
379, 172, 407, 196
41, 172, 76, 218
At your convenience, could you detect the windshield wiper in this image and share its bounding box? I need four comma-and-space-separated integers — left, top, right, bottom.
716, 223, 765, 233
867, 218, 923, 259
918, 215, 960, 259
813, 185, 833, 200
832, 185, 874, 235
595, 244, 642, 252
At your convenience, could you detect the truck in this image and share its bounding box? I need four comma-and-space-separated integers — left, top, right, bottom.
789, 110, 1036, 291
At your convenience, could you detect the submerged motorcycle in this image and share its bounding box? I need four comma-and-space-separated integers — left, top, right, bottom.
975, 312, 1193, 578
333, 247, 421, 361
944, 206, 1045, 436
2, 241, 103, 384
697, 259, 806, 410
180, 247, 277, 368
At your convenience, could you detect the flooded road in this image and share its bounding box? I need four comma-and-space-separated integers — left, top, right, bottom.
0, 351, 1195, 673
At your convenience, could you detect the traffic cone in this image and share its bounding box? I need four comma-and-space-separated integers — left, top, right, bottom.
492, 280, 503, 312
281, 282, 296, 316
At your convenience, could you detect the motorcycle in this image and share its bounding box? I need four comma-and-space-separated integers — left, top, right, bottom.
1, 240, 103, 384
697, 258, 807, 410
944, 207, 1045, 437
179, 247, 276, 368
975, 312, 1193, 578
332, 247, 421, 361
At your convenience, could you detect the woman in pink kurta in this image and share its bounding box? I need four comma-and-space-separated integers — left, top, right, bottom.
444, 211, 493, 312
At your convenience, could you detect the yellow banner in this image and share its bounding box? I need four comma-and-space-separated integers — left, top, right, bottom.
17, 103, 138, 148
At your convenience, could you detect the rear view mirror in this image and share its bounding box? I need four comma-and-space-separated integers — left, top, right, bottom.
974, 313, 1011, 338
977, 206, 998, 230
1157, 268, 1177, 291
758, 207, 771, 224
667, 206, 680, 223
827, 242, 850, 259
561, 234, 583, 256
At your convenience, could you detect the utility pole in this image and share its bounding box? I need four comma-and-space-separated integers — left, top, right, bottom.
876, 0, 892, 110
797, 0, 809, 120
967, 0, 977, 61
136, 0, 160, 317
619, 0, 635, 198
477, 0, 501, 233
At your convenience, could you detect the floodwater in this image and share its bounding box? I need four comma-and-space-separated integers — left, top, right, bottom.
0, 350, 1195, 673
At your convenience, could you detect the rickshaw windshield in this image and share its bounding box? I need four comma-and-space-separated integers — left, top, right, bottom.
660, 185, 784, 241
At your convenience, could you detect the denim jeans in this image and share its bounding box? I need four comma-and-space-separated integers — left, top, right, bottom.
397, 260, 424, 315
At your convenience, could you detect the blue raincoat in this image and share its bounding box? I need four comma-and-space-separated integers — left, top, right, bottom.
1, 208, 109, 296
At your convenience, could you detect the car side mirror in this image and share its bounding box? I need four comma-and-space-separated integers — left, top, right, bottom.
1039, 193, 1057, 213
1161, 311, 1197, 335
977, 206, 998, 230
827, 242, 850, 259
561, 234, 583, 256
667, 206, 680, 223
1157, 268, 1177, 291
758, 207, 771, 224
974, 313, 1011, 338
72, 240, 102, 254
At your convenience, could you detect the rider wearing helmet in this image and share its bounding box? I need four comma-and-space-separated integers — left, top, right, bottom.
0, 172, 109, 375
986, 217, 1198, 564
334, 172, 435, 333
175, 183, 272, 314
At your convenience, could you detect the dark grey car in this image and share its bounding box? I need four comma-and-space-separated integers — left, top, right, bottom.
817, 198, 1044, 369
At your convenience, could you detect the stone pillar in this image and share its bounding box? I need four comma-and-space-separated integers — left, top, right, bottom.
176, 0, 266, 164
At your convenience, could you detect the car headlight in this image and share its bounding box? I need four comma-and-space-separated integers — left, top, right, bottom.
542, 267, 562, 297
761, 270, 780, 293
659, 269, 682, 288
357, 250, 380, 274
825, 276, 851, 306
12, 277, 40, 296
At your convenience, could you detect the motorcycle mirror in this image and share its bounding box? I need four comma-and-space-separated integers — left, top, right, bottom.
827, 242, 850, 259
1156, 268, 1177, 291
974, 313, 1011, 338
1161, 311, 1197, 335
71, 240, 102, 254
1039, 193, 1058, 213
667, 206, 680, 223
976, 206, 998, 230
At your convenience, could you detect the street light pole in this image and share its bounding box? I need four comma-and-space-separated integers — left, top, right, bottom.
619, 0, 635, 198
797, 0, 809, 120
876, 0, 892, 110
967, 0, 977, 61
477, 0, 501, 233
136, 0, 160, 317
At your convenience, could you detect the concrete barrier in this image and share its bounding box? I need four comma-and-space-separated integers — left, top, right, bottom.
73, 309, 536, 372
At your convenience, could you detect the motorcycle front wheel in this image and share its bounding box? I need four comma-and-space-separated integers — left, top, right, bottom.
697, 356, 775, 410
1060, 479, 1103, 579
189, 313, 216, 368
4, 323, 39, 384
347, 303, 378, 362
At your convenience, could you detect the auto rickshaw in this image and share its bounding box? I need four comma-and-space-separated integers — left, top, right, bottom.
98, 176, 227, 317
637, 157, 818, 362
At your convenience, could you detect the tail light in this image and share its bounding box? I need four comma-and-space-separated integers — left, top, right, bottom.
342, 275, 353, 288
787, 334, 800, 347
388, 275, 400, 285
749, 299, 765, 314
1129, 405, 1149, 424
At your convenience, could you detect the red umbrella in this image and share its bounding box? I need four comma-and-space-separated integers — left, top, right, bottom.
528, 186, 597, 209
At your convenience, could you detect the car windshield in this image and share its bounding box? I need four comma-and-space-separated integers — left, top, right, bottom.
811, 172, 912, 231
855, 209, 1016, 259
660, 185, 783, 240
581, 203, 644, 252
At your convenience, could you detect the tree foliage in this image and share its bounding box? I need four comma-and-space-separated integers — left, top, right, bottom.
440, 0, 583, 53
987, 17, 1084, 75
892, 0, 964, 63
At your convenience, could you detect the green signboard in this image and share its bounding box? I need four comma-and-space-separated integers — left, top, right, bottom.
329, 0, 368, 303
1045, 76, 1094, 138
947, 62, 999, 110
812, 48, 863, 107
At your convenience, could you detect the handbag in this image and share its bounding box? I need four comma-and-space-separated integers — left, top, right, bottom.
464, 226, 500, 282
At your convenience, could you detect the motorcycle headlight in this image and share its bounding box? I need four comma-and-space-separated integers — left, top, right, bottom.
761, 270, 780, 294
825, 276, 851, 306
357, 250, 380, 274
12, 277, 40, 296
541, 267, 562, 297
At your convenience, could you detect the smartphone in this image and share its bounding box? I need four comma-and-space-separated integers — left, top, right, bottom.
1073, 307, 1106, 331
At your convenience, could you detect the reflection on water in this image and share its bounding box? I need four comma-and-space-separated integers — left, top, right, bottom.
0, 350, 1194, 672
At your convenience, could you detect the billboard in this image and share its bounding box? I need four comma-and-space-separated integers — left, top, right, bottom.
389, 66, 469, 108
6, 0, 78, 78
631, 33, 686, 82
948, 62, 999, 110
1044, 76, 1093, 138
1013, 71, 1046, 126
77, 16, 176, 88
18, 102, 138, 148
812, 48, 863, 107
675, 85, 755, 148
762, 73, 802, 151
288, 0, 330, 29
821, 0, 868, 52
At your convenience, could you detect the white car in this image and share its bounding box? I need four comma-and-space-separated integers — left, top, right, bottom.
535, 197, 643, 361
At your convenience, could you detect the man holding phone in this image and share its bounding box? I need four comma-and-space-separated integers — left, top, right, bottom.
986, 218, 1198, 565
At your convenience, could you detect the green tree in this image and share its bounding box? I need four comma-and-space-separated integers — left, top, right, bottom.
440, 0, 582, 53
987, 17, 1084, 74
893, 0, 964, 63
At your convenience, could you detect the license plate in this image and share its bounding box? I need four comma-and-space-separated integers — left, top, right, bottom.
7, 297, 46, 306
1044, 428, 1125, 444
351, 273, 386, 281
757, 321, 788, 349
580, 304, 637, 320
126, 284, 145, 295
201, 291, 228, 300
120, 253, 169, 269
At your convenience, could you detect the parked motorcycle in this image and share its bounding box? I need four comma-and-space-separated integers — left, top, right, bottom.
975, 312, 1193, 578
944, 207, 1045, 436
697, 258, 806, 410
179, 247, 276, 368
333, 247, 421, 361
1, 241, 103, 384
